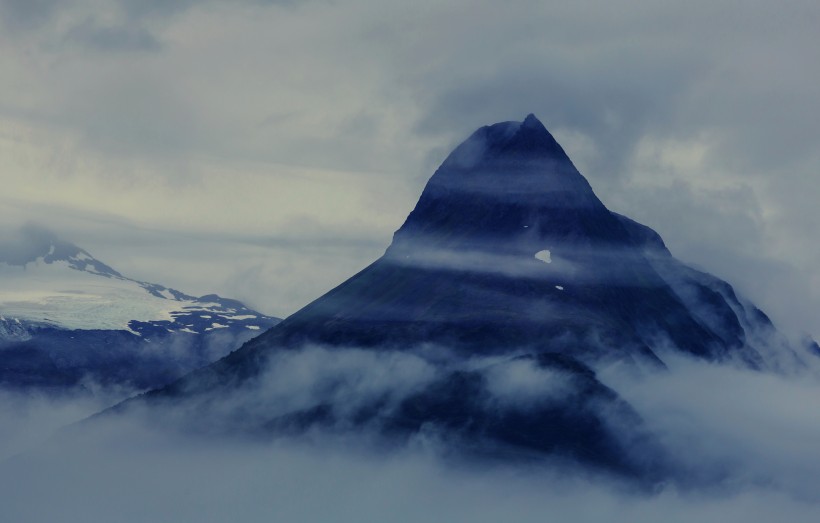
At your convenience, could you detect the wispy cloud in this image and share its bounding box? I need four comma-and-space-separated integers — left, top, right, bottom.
4, 343, 820, 520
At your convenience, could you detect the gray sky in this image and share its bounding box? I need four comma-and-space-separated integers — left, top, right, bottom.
1, 0, 818, 339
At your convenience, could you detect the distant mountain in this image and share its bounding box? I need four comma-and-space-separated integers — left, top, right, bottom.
0, 224, 280, 391
123, 115, 815, 480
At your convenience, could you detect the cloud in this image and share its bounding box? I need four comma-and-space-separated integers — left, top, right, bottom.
599, 353, 820, 498
63, 18, 162, 53
211, 346, 440, 428
0, 0, 65, 30
0, 387, 128, 461
4, 424, 820, 523
482, 357, 572, 407
4, 345, 820, 521
0, 222, 61, 265
117, 0, 306, 20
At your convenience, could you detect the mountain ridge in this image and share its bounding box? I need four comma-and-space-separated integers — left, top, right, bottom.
0, 225, 280, 390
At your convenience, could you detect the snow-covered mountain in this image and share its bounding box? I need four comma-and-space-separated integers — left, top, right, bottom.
0, 224, 280, 390
117, 114, 817, 481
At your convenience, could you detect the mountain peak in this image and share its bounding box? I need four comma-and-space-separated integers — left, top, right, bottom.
0, 223, 122, 277
521, 112, 546, 131
389, 114, 617, 256
0, 222, 63, 265
439, 114, 569, 172
504, 112, 568, 161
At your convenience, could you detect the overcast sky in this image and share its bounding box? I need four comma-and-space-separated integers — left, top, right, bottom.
1, 0, 817, 339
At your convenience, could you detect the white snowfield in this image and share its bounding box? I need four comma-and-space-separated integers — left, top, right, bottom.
0, 259, 221, 334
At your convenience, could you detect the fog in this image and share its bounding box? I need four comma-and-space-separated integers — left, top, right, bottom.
601, 353, 820, 499
0, 387, 129, 461
3, 346, 820, 521
3, 430, 820, 523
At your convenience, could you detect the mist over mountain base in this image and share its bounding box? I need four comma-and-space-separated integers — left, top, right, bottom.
3, 350, 820, 522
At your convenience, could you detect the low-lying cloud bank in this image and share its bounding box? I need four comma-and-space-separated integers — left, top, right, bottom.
601, 354, 820, 500
0, 387, 131, 461
3, 347, 820, 521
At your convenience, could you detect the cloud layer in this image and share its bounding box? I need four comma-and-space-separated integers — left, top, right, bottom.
4, 347, 820, 521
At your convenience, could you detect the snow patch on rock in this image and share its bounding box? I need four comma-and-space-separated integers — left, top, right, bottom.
535, 250, 552, 264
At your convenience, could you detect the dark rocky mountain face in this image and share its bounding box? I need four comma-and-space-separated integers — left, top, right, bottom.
231, 115, 774, 367
131, 114, 811, 480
